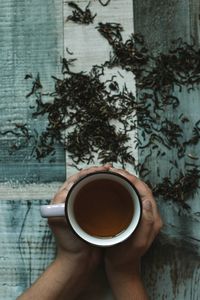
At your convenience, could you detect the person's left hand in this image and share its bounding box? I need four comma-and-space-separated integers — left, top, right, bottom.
48, 165, 110, 275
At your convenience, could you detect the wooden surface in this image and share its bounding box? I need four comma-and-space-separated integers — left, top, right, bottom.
0, 0, 66, 183
134, 0, 200, 299
0, 0, 200, 299
64, 0, 137, 176
0, 200, 56, 299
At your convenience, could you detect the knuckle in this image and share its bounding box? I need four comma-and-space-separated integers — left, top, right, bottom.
136, 239, 149, 251
143, 182, 153, 195
52, 190, 66, 204
145, 214, 154, 225
52, 194, 58, 203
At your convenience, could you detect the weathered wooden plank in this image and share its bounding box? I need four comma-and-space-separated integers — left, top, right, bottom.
133, 0, 200, 243
0, 0, 66, 183
0, 200, 56, 299
189, 0, 200, 45
134, 0, 200, 299
142, 235, 200, 300
134, 0, 192, 52
0, 182, 61, 201
63, 0, 137, 178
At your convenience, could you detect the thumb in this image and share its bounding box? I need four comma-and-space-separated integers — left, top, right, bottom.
142, 200, 154, 224
134, 200, 154, 239
129, 199, 154, 253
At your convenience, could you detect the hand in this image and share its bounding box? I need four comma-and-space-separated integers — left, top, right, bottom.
48, 165, 110, 275
18, 165, 112, 300
105, 167, 163, 279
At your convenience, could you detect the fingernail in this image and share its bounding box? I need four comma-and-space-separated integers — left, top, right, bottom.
104, 163, 113, 168
143, 200, 152, 211
108, 166, 115, 171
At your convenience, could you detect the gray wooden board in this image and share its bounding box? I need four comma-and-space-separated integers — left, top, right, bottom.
64, 0, 138, 177
134, 0, 200, 299
142, 235, 200, 300
0, 0, 66, 183
0, 200, 56, 300
134, 0, 200, 239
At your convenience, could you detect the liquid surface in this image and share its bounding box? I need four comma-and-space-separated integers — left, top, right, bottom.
74, 179, 134, 237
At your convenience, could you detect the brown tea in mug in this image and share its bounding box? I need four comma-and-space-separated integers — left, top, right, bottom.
73, 179, 134, 237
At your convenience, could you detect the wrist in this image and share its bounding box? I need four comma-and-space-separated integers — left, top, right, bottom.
55, 253, 85, 277
105, 259, 141, 282
108, 273, 148, 300
106, 268, 141, 288
105, 262, 148, 300
55, 249, 97, 280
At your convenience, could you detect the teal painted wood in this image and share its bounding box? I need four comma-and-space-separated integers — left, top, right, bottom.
134, 0, 200, 236
189, 0, 200, 45
134, 0, 192, 53
1, 1, 200, 300
134, 0, 200, 299
142, 236, 200, 300
0, 200, 56, 300
0, 0, 66, 183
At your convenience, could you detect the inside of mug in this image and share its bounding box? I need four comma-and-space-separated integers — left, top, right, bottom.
66, 172, 141, 247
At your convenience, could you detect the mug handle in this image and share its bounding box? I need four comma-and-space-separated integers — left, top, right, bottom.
40, 203, 65, 218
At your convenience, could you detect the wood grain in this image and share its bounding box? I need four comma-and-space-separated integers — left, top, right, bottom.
63, 0, 137, 178
134, 0, 191, 52
0, 182, 61, 201
142, 235, 200, 300
0, 0, 66, 184
0, 200, 56, 299
134, 1, 200, 299
133, 0, 200, 244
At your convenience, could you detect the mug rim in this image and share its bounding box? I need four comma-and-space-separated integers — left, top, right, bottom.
65, 171, 142, 246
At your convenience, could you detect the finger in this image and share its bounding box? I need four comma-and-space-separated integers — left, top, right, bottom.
153, 215, 164, 237
109, 167, 139, 185
140, 200, 162, 247
142, 200, 154, 224
48, 216, 68, 227
136, 184, 160, 223
52, 182, 74, 204
58, 164, 111, 192
48, 217, 72, 238
132, 200, 154, 249
53, 165, 112, 204
109, 167, 160, 219
75, 164, 111, 179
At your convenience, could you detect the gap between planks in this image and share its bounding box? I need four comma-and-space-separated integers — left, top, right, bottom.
0, 182, 62, 201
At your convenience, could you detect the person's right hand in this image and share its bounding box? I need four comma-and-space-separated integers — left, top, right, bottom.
105, 167, 163, 279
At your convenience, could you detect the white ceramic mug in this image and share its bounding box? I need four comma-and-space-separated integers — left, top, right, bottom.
40, 171, 142, 247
